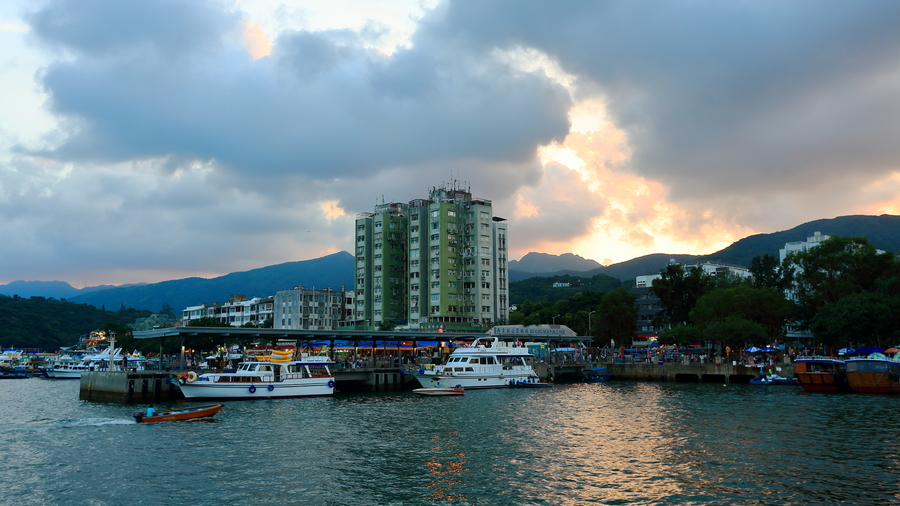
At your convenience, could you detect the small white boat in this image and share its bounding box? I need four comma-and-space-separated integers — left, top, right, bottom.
174, 351, 334, 400
412, 386, 465, 397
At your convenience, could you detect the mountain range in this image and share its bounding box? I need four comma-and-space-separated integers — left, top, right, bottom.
2, 214, 898, 312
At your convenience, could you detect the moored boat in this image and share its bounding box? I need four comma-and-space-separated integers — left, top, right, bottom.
515, 379, 552, 388
749, 374, 799, 385
415, 337, 540, 390
845, 353, 900, 393
584, 367, 611, 382
412, 386, 465, 396
133, 404, 223, 423
794, 357, 846, 391
0, 365, 29, 379
174, 352, 334, 400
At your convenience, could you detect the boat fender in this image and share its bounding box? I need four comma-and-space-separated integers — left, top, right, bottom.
178, 378, 186, 385
248, 385, 257, 393
186, 371, 198, 383
267, 384, 274, 391
327, 380, 335, 388
418, 368, 425, 375
499, 374, 504, 379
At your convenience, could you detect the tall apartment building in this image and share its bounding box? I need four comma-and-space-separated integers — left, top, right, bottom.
273, 286, 353, 330
354, 180, 509, 332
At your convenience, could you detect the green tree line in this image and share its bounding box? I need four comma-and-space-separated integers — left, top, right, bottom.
0, 295, 152, 351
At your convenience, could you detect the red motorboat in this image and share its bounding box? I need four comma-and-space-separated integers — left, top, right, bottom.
133, 404, 223, 423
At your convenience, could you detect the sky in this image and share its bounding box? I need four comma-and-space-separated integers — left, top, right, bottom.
3, 0, 900, 287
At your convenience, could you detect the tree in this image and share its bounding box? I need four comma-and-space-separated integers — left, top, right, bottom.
785, 236, 900, 322
595, 287, 637, 347
186, 317, 231, 327
159, 303, 175, 317
651, 264, 715, 327
810, 292, 900, 349
690, 286, 795, 343
702, 317, 767, 351
749, 253, 794, 291
657, 325, 703, 348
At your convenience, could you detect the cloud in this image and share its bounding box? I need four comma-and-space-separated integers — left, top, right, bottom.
431, 0, 900, 204
24, 0, 571, 182
5, 0, 900, 286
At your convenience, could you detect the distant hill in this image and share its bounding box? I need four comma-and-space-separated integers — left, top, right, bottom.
509, 214, 900, 282
68, 252, 355, 312
0, 280, 124, 300
8, 214, 899, 312
509, 252, 602, 273
694, 214, 900, 266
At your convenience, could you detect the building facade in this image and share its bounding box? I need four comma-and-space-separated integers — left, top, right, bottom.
181, 294, 274, 327
354, 180, 510, 331
273, 286, 353, 330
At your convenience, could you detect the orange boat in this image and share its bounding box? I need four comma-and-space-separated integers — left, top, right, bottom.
794, 357, 846, 392
846, 354, 900, 393
133, 404, 223, 423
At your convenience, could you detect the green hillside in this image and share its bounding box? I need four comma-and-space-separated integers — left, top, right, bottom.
509, 273, 622, 304
0, 295, 151, 351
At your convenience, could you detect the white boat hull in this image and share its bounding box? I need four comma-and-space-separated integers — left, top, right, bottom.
176, 378, 334, 399
45, 368, 84, 379
415, 370, 538, 389
413, 387, 464, 396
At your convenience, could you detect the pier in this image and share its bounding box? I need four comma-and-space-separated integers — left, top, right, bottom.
78, 361, 793, 402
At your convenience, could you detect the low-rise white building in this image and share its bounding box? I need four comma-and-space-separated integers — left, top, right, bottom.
181, 294, 274, 327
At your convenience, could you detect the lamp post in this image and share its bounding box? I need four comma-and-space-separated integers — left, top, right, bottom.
552, 314, 560, 325
588, 310, 596, 338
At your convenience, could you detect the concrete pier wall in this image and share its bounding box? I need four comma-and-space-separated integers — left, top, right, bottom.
80, 371, 180, 403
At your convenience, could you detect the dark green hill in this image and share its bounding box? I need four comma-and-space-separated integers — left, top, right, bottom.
509, 272, 622, 304
69, 252, 355, 312
696, 214, 900, 266
0, 295, 150, 351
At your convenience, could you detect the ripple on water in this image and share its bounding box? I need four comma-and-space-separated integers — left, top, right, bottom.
2, 379, 900, 505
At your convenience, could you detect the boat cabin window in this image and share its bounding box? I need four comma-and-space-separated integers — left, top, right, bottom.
308, 364, 330, 377
238, 363, 252, 372
257, 365, 272, 372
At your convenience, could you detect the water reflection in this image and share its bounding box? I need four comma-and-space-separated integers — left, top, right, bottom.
424, 431, 468, 502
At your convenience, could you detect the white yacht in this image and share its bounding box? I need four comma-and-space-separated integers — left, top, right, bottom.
174, 352, 335, 400
415, 337, 540, 389
44, 348, 143, 379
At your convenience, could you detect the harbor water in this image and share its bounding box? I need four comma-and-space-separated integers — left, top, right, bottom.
2, 378, 900, 505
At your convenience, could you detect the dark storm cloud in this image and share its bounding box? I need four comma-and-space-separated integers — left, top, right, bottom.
431, 0, 900, 200
24, 0, 571, 179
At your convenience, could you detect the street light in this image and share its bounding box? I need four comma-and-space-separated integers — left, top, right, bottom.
588, 310, 596, 337
552, 314, 560, 325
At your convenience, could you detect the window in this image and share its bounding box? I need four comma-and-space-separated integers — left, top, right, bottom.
447, 210, 456, 217
431, 210, 439, 218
